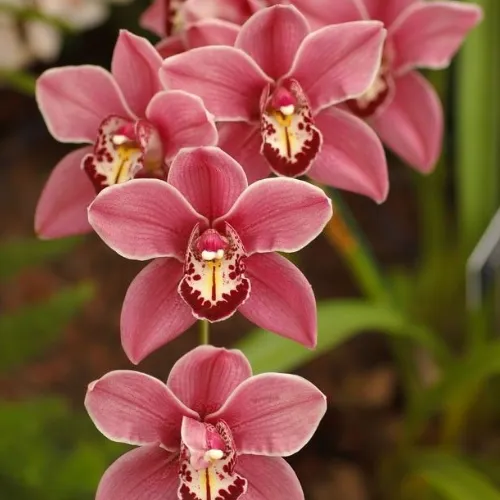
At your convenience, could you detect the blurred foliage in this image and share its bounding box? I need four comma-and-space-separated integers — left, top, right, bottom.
0, 237, 119, 498
238, 299, 449, 374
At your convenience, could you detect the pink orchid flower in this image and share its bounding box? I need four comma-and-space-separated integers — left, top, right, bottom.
86, 345, 326, 500
160, 5, 389, 203
88, 146, 332, 363
316, 0, 482, 172
34, 29, 218, 239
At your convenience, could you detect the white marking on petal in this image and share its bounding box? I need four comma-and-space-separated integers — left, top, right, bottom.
111, 134, 130, 145
204, 449, 224, 461
280, 104, 295, 116
202, 250, 218, 261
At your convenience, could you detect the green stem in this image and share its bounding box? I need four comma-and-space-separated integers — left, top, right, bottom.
199, 320, 210, 345
456, 0, 499, 253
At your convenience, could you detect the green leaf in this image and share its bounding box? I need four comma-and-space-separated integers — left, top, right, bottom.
0, 282, 93, 371
410, 340, 500, 434
0, 398, 125, 499
235, 299, 449, 374
406, 451, 500, 500
0, 237, 81, 281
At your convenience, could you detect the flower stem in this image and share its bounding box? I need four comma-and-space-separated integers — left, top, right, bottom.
199, 320, 210, 345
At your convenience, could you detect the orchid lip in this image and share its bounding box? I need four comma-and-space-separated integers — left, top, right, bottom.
178, 223, 250, 322
83, 116, 166, 193
260, 78, 322, 178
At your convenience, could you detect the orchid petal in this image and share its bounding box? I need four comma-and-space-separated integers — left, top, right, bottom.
167, 345, 252, 417
362, 0, 418, 25
390, 1, 483, 72
372, 71, 442, 173
160, 46, 271, 121
139, 0, 167, 37
96, 446, 179, 500
240, 253, 317, 348
235, 455, 304, 500
208, 373, 326, 456
221, 178, 332, 254
167, 147, 247, 221
217, 121, 271, 183
88, 179, 206, 261
146, 91, 218, 162
288, 0, 362, 28
183, 0, 253, 24
36, 66, 132, 143
186, 19, 240, 49
236, 5, 309, 80
111, 30, 163, 117
288, 21, 386, 113
121, 258, 196, 364
156, 35, 186, 58
35, 147, 95, 239
85, 370, 197, 448
308, 106, 388, 202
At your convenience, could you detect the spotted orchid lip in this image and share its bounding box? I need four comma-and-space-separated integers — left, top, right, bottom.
178, 222, 251, 322
179, 417, 247, 500
260, 79, 322, 178
83, 116, 144, 193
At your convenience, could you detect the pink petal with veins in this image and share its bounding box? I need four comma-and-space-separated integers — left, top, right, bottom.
120, 258, 196, 364
146, 91, 218, 162
186, 18, 240, 48
289, 21, 386, 113
88, 179, 206, 261
221, 178, 332, 254
362, 0, 418, 25
217, 121, 271, 183
372, 71, 442, 173
240, 252, 317, 348
96, 446, 179, 500
236, 5, 309, 80
235, 455, 304, 500
167, 146, 247, 221
207, 372, 326, 456
85, 370, 196, 449
167, 345, 252, 417
139, 0, 167, 37
390, 1, 483, 73
36, 66, 132, 143
35, 147, 95, 239
156, 35, 186, 58
309, 106, 388, 202
111, 30, 163, 117
288, 0, 363, 28
160, 46, 272, 121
